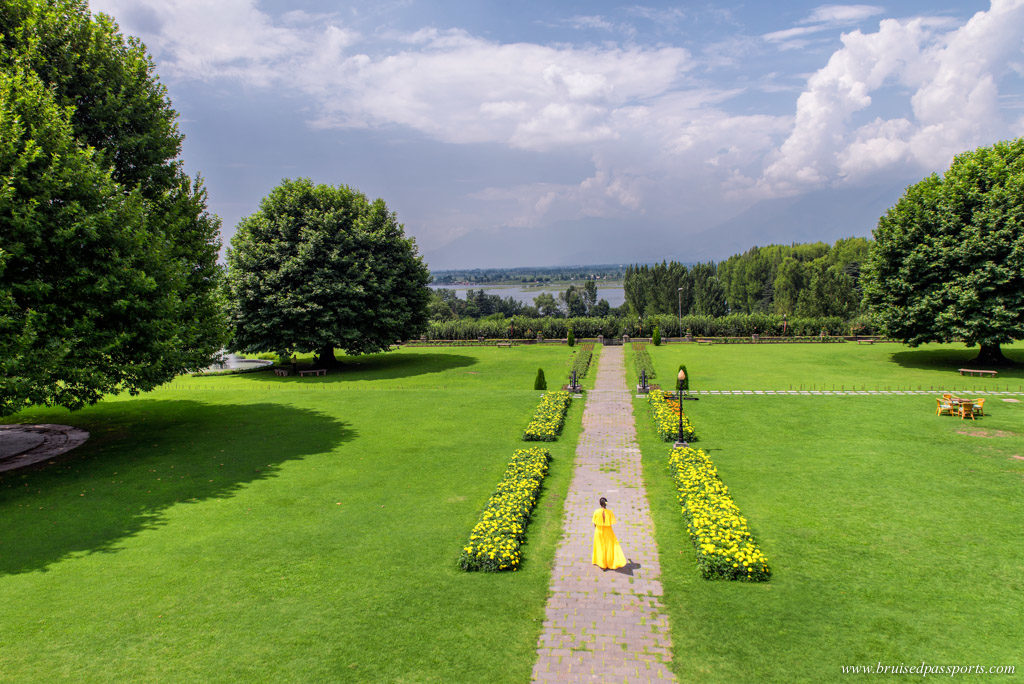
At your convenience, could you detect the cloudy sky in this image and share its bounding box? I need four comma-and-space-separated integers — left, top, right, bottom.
90, 0, 1024, 269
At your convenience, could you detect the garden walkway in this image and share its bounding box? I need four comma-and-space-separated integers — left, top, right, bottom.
532, 346, 676, 683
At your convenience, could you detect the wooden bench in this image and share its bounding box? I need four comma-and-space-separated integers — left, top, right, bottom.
298, 368, 327, 377
958, 368, 997, 377
496, 342, 512, 348
274, 368, 290, 377
857, 339, 875, 345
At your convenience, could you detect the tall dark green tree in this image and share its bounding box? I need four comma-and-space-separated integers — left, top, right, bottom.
863, 138, 1024, 365
533, 292, 561, 318
0, 1, 224, 416
582, 280, 598, 313
559, 285, 587, 317
225, 179, 431, 364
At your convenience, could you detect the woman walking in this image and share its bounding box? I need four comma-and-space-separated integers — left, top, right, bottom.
592, 497, 627, 570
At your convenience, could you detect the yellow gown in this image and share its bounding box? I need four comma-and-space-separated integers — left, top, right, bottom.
591, 508, 627, 569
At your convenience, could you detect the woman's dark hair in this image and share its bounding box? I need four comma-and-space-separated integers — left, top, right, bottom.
598, 497, 608, 508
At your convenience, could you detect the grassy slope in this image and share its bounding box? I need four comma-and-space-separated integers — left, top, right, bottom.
0, 347, 584, 682
628, 342, 1024, 681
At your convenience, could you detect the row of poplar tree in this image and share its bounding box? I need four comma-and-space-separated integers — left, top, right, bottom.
623, 237, 870, 320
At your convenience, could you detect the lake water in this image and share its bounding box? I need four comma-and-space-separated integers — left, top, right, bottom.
430, 284, 626, 308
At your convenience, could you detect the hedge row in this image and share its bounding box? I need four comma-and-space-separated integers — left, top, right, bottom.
667, 446, 771, 582
570, 342, 595, 380
459, 447, 551, 571
523, 392, 572, 441
425, 313, 878, 340
632, 341, 655, 380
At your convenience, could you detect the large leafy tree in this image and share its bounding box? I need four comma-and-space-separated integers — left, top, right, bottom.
863, 139, 1024, 365
225, 179, 431, 364
0, 0, 225, 416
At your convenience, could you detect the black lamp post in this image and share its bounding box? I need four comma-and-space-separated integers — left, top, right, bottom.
677, 287, 683, 340
677, 368, 686, 442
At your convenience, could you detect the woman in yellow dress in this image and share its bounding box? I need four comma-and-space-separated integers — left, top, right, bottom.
592, 497, 627, 570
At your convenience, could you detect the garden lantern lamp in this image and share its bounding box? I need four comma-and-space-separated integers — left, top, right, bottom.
677, 368, 686, 442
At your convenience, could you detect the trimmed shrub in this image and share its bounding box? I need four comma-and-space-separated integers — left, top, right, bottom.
534, 368, 547, 390
677, 364, 689, 392
567, 328, 575, 346
652, 325, 661, 346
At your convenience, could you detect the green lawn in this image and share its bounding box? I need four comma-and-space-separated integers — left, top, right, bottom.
627, 340, 1024, 392
0, 346, 585, 682
630, 342, 1024, 681
4, 341, 1023, 682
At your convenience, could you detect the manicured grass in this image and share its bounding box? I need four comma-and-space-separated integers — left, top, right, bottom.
6, 340, 1022, 680
632, 344, 1024, 681
628, 341, 1024, 392
0, 346, 584, 682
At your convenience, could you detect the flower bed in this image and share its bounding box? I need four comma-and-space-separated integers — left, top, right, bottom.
668, 445, 771, 581
631, 341, 656, 380
523, 391, 572, 441
570, 342, 595, 379
648, 389, 695, 442
459, 447, 551, 571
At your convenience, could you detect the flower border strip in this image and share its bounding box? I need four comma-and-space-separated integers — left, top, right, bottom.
571, 342, 595, 379
459, 447, 551, 572
631, 341, 656, 379
523, 391, 572, 441
668, 445, 771, 581
648, 389, 695, 442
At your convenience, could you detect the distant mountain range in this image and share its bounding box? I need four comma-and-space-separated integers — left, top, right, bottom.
423, 182, 910, 269
678, 183, 907, 263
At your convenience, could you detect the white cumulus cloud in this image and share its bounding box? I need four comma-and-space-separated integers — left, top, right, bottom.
762, 0, 1024, 194
92, 0, 1024, 236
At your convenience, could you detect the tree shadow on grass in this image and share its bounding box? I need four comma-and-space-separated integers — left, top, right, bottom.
890, 348, 1024, 379
0, 400, 353, 576
244, 352, 477, 385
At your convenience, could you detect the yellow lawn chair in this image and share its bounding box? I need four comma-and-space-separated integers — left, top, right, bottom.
935, 398, 953, 416
974, 397, 985, 416
959, 400, 976, 420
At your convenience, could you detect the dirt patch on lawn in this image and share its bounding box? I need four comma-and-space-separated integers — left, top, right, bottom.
956, 429, 1018, 438
1010, 454, 1024, 461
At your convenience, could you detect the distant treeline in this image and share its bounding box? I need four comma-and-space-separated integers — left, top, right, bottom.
423, 313, 877, 341
624, 238, 870, 319
429, 238, 872, 323
429, 283, 615, 320
431, 264, 626, 284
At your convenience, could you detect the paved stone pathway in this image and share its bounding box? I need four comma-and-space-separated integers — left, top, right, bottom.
532, 346, 676, 683
0, 424, 90, 473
